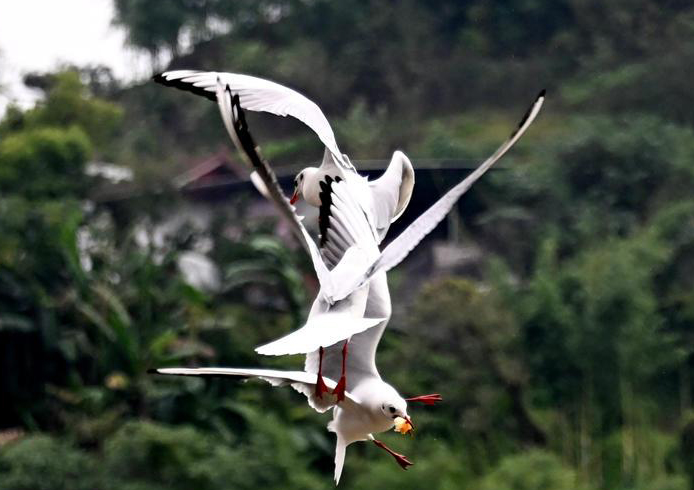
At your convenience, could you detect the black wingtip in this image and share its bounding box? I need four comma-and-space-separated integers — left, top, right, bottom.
146, 368, 159, 375
152, 71, 217, 102
515, 89, 546, 130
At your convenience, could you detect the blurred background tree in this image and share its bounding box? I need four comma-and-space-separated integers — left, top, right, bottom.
2, 1, 694, 489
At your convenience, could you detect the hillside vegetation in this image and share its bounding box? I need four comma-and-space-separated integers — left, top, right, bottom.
2, 2, 694, 489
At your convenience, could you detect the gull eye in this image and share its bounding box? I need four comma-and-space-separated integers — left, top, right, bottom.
389, 406, 396, 414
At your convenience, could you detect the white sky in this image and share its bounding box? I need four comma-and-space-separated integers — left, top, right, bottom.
0, 0, 152, 114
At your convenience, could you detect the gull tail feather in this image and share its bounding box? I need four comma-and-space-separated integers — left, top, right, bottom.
334, 435, 347, 485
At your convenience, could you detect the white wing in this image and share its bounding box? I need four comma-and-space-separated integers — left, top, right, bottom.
256, 313, 384, 356
155, 70, 353, 171
371, 90, 545, 275
217, 81, 380, 304
151, 367, 360, 413
369, 150, 415, 240
257, 275, 382, 356
216, 81, 364, 303
216, 82, 309, 249
318, 178, 380, 270
327, 89, 546, 301
304, 271, 391, 386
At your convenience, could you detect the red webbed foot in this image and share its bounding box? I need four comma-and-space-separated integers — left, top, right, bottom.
405, 394, 443, 406
315, 374, 329, 399
332, 375, 346, 403
315, 346, 329, 399
392, 452, 414, 470
373, 439, 414, 470
332, 340, 348, 403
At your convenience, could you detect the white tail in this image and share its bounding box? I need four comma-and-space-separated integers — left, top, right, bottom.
334, 435, 347, 485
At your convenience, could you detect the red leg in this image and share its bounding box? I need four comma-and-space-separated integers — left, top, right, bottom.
332, 340, 348, 402
372, 439, 414, 470
405, 394, 443, 406
315, 346, 329, 398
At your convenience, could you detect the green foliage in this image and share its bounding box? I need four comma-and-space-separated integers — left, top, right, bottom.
102, 418, 327, 490
476, 450, 583, 490
103, 421, 244, 490
0, 126, 91, 198
4, 2, 694, 489
0, 435, 99, 490
1, 71, 123, 155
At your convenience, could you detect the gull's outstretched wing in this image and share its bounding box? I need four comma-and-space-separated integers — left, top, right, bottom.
318, 177, 380, 269
154, 70, 353, 171
256, 312, 385, 356
327, 89, 546, 301
256, 278, 381, 357
371, 90, 545, 275
216, 82, 336, 288
218, 83, 378, 304
151, 367, 360, 413
368, 150, 415, 239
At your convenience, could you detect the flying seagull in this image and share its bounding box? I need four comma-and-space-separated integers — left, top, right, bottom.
152, 86, 443, 484
152, 74, 544, 483
213, 78, 543, 404
151, 365, 439, 483
154, 70, 415, 244
174, 72, 544, 307
207, 80, 543, 414
212, 79, 546, 308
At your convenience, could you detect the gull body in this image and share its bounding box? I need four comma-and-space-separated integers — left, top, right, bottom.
154, 73, 545, 483
214, 86, 545, 483
155, 69, 544, 304
154, 87, 421, 484
154, 70, 415, 243
153, 366, 412, 484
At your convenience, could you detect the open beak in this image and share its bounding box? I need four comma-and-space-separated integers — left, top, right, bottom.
289, 191, 299, 205
393, 416, 414, 435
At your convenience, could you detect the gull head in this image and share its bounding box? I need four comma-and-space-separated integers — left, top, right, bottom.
376, 385, 414, 435
290, 167, 319, 206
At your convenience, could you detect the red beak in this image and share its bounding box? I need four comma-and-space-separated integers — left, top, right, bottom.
405, 415, 414, 431
289, 191, 299, 205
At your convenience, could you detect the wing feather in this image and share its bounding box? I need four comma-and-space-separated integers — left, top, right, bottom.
369, 150, 415, 239
255, 312, 385, 356
155, 70, 353, 171
151, 366, 360, 413
371, 90, 545, 276
323, 90, 546, 302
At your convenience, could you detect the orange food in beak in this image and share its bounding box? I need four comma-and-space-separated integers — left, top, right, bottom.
393, 416, 414, 435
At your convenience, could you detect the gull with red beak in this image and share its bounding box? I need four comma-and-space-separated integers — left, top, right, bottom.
153, 71, 545, 484
151, 365, 437, 483
152, 86, 443, 484
154, 70, 415, 244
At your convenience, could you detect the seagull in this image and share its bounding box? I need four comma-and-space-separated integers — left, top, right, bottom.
151, 365, 439, 483
213, 83, 544, 426
214, 85, 399, 406
152, 76, 544, 483
297, 89, 546, 303
153, 70, 415, 244
152, 87, 443, 484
